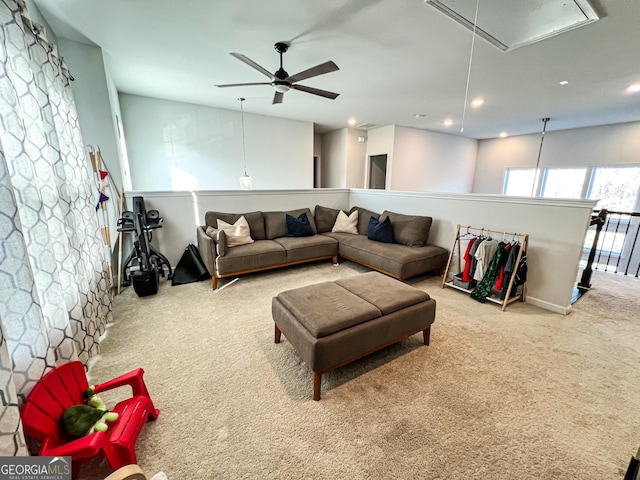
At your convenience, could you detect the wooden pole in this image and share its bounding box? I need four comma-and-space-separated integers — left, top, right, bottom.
117, 190, 125, 295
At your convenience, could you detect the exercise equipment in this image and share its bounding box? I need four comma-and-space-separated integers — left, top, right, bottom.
117, 196, 172, 296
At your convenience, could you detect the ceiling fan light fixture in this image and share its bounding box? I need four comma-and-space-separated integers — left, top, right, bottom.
273, 82, 290, 93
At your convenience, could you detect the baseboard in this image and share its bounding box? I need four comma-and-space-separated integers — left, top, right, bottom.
526, 296, 572, 315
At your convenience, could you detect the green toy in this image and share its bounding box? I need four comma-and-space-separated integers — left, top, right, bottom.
61, 386, 119, 438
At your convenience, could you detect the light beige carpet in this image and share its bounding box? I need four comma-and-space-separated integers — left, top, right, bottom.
79, 262, 640, 480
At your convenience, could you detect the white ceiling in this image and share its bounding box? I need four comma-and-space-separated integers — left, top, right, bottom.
32, 0, 640, 139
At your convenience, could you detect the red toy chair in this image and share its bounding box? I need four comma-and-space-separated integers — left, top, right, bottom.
20, 361, 159, 477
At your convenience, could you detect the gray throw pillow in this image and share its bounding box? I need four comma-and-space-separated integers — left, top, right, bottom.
379, 210, 432, 247
349, 206, 380, 235
264, 208, 317, 239
314, 205, 341, 233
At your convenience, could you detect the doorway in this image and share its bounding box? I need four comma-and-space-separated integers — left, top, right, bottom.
313, 156, 321, 188
368, 154, 387, 189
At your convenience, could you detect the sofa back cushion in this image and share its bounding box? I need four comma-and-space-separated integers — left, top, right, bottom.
379, 210, 432, 247
264, 208, 317, 239
205, 211, 266, 240
314, 205, 341, 233
349, 206, 380, 235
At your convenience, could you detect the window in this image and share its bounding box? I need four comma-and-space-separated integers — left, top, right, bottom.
503, 168, 536, 196
587, 167, 640, 211
541, 168, 587, 199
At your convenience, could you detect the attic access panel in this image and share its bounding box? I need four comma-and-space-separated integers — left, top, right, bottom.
426, 0, 600, 51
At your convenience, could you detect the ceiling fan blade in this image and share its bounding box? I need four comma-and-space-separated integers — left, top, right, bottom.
286, 61, 339, 84
215, 82, 271, 88
291, 84, 339, 100
273, 91, 284, 104
230, 53, 274, 79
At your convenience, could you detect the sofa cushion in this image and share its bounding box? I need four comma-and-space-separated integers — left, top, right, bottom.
367, 216, 394, 243
379, 210, 432, 247
349, 206, 380, 235
273, 235, 338, 263
205, 226, 228, 256
205, 211, 266, 240
215, 240, 286, 275
286, 212, 314, 237
314, 205, 341, 233
335, 233, 448, 279
217, 216, 254, 247
332, 210, 358, 234
264, 208, 317, 239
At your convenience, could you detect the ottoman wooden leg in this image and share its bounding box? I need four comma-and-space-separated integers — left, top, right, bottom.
313, 372, 322, 401
274, 324, 282, 343
423, 326, 431, 346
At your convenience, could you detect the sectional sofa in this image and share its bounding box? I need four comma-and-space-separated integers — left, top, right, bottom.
196, 205, 449, 289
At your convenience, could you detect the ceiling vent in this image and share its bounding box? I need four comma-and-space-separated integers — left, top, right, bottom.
356, 122, 378, 129
425, 0, 600, 51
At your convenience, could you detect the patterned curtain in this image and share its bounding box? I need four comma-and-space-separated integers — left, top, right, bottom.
0, 0, 112, 455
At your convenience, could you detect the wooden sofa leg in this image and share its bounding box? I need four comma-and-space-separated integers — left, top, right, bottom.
274, 324, 282, 343
423, 326, 431, 346
212, 276, 218, 290
332, 255, 339, 266
313, 372, 322, 401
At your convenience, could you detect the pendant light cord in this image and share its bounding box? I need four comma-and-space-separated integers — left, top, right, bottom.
239, 97, 247, 175
460, 0, 480, 133
531, 117, 550, 196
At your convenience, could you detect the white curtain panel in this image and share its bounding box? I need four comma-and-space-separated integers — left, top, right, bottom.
0, 0, 112, 455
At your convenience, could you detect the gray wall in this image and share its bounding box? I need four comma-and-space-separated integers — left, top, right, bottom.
120, 94, 314, 191
473, 121, 640, 194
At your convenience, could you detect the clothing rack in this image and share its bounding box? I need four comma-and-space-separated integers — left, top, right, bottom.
441, 224, 529, 311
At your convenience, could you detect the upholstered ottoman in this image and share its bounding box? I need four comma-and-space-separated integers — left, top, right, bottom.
272, 271, 436, 400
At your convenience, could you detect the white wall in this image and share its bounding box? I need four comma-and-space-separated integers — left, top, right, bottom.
473, 121, 640, 194
120, 94, 313, 191
392, 126, 477, 192
348, 190, 596, 314
346, 129, 367, 188
320, 129, 348, 187
58, 39, 123, 190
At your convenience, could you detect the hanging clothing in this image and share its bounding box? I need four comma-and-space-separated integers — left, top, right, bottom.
467, 237, 484, 280
494, 242, 512, 290
473, 238, 499, 281
500, 244, 521, 300
471, 242, 507, 303
461, 236, 478, 282
514, 252, 528, 286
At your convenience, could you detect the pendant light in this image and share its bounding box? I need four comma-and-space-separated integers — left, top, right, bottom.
460, 0, 480, 133
238, 97, 253, 190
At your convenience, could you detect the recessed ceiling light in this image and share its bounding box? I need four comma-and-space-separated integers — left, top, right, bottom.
348, 117, 357, 126
471, 98, 484, 107
628, 83, 640, 93
443, 119, 453, 127
499, 131, 508, 138
559, 80, 569, 85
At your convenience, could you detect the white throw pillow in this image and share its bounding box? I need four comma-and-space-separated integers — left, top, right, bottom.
331, 210, 358, 234
216, 216, 254, 247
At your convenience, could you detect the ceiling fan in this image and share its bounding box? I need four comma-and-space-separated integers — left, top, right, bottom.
216, 42, 340, 104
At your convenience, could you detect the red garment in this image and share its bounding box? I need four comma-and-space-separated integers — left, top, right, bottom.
461, 237, 477, 282
494, 243, 512, 290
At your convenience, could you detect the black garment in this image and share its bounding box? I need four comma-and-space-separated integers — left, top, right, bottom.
471, 242, 507, 303
514, 252, 528, 286
500, 244, 520, 300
